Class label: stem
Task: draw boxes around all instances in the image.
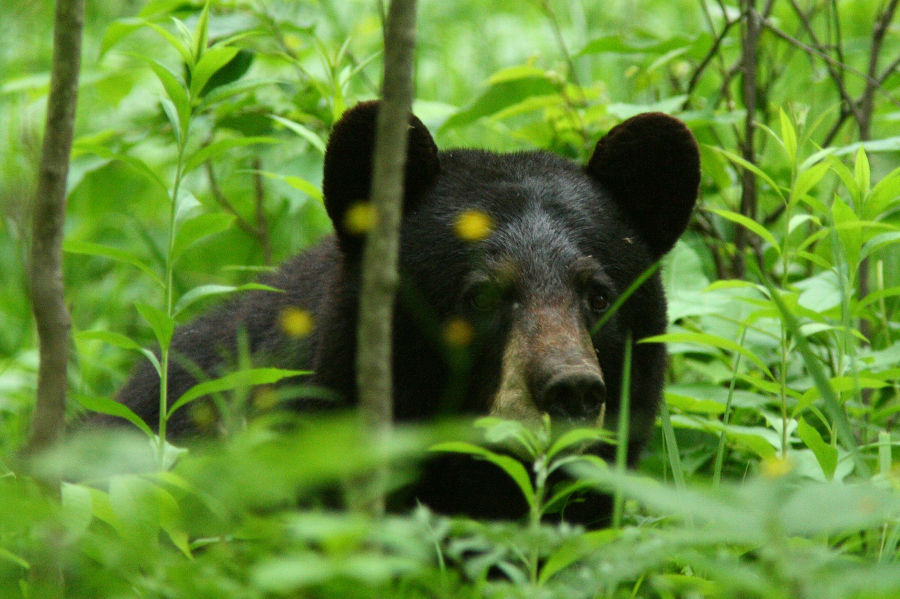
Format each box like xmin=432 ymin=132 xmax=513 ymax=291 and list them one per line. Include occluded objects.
xmin=612 ymin=331 xmax=633 ymax=529
xmin=713 ymin=327 xmax=747 ymax=486
xmin=529 ymin=454 xmax=547 ymax=585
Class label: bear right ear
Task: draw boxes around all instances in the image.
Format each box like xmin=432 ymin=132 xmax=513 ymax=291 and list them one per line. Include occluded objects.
xmin=322 ymin=100 xmax=440 ymax=252
xmin=586 ymin=112 xmax=700 ymax=258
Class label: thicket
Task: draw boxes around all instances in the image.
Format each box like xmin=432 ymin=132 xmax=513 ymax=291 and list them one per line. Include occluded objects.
xmin=2 ymin=0 xmax=900 ymax=596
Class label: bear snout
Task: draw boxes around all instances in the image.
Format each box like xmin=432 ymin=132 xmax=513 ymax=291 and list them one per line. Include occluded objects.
xmin=536 ymin=368 xmax=606 ymax=423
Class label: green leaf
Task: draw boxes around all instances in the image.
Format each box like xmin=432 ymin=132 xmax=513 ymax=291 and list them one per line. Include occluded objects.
xmin=172 ymin=283 xmax=277 ymax=318
xmin=71 ymin=143 xmax=168 ymax=192
xmin=109 ymin=475 xmax=161 ymax=551
xmin=64 ymin=240 xmax=164 ymax=288
xmin=100 ymin=18 xmax=145 ymax=58
xmin=669 ymin=414 xmax=778 ymax=458
xmin=142 ymin=20 xmax=192 ymax=63
xmin=779 ymin=108 xmax=797 ymax=160
xmin=193 ymin=0 xmax=211 ymax=63
xmin=257 ymin=171 xmax=323 ymax=202
xmin=538 ymin=529 xmax=619 ymax=585
xmin=795 ymin=377 xmax=888 ymax=415
xmin=145 ymin=59 xmax=190 ymax=136
xmin=172 ymin=212 xmax=234 ymax=260
xmin=183 ymin=136 xmax=279 ymax=174
xmin=855 ymin=285 xmax=900 ymax=312
xmin=832 ymin=195 xmax=862 ymax=271
xmin=75 ymin=330 xmax=161 ymax=375
xmin=862 ymin=231 xmax=900 ymax=260
xmin=790 ymin=161 xmax=830 ymax=206
xmin=430 ymin=441 xmax=535 ymax=508
xmin=136 ymin=302 xmax=174 ymax=349
xmin=197 ymin=78 xmax=279 ymax=110
xmin=546 ymin=427 xmax=612 ymax=461
xmin=665 ymin=391 xmax=726 ymax=415
xmin=189 ymin=45 xmax=239 ymax=100
xmin=155 ymin=484 xmax=192 ymax=558
xmin=708 ymin=145 xmax=784 ymax=199
xmin=268 ymin=114 xmax=327 ymax=154
xmin=867 ymin=165 xmax=900 ymax=219
xmin=441 ymin=69 xmax=557 ymax=132
xmin=642 ymin=331 xmax=772 ymax=378
xmin=167 ymin=368 xmax=309 ymax=418
xmin=828 ymin=156 xmax=859 ymax=201
xmin=710 ymin=208 xmax=781 ymax=255
xmin=159 ymin=97 xmax=183 ymax=145
xmin=61 ymin=482 xmax=93 ymax=538
xmin=138 ymin=0 xmax=187 ymax=17
xmin=0 ymin=547 xmax=29 ymax=570
xmin=73 ymin=394 xmax=154 ymax=437
xmin=797 ymin=418 xmax=837 ymax=480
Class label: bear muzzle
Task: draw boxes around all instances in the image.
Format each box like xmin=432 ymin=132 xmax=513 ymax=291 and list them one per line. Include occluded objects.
xmin=489 ymin=303 xmax=606 ymax=426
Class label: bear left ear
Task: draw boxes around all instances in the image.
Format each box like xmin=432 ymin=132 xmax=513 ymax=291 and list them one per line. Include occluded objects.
xmin=322 ymin=100 xmax=440 ymax=252
xmin=587 ymin=112 xmax=700 ymax=258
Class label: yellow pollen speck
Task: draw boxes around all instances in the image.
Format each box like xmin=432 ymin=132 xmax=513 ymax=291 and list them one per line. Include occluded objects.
xmin=344 ymin=202 xmax=375 ymax=235
xmin=443 ymin=317 xmax=474 ymax=347
xmin=761 ymin=455 xmax=793 ymax=478
xmin=284 ymin=33 xmax=303 ymax=52
xmin=454 ymin=210 xmax=493 ymax=242
xmin=191 ymin=401 xmax=217 ymax=431
xmin=280 ymin=307 xmax=315 ymax=338
xmin=254 ymin=386 xmax=279 ymax=411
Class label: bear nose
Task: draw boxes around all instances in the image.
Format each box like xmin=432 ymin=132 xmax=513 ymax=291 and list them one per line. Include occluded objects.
xmin=538 ymin=371 xmax=606 ymax=423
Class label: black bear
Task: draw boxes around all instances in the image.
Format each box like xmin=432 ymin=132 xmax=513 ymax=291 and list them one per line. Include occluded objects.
xmin=115 ymin=101 xmax=700 ymax=524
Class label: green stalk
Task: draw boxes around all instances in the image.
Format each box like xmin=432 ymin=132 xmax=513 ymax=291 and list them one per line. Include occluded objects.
xmin=157 ymin=137 xmax=188 ymax=468
xmin=529 ymin=453 xmax=547 ymax=585
xmin=713 ymin=326 xmax=748 ymax=486
xmin=612 ymin=331 xmax=633 ymax=529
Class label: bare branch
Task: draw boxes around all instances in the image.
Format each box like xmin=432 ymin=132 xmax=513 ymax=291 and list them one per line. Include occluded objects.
xmin=785 ymin=0 xmax=863 ymax=123
xmin=859 ymin=0 xmax=898 ymax=139
xmin=761 ymin=16 xmax=900 ymax=111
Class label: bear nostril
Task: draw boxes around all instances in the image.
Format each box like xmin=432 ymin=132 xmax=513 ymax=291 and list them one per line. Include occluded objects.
xmin=540 ymin=372 xmax=606 ymax=423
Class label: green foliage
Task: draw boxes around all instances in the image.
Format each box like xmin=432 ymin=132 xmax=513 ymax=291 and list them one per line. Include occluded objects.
xmin=3 ymin=0 xmax=900 ymax=597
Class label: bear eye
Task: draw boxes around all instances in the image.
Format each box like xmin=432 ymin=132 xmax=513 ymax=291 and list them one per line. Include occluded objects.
xmin=469 ymin=282 xmax=502 ymax=312
xmin=586 ymin=289 xmax=610 ymax=315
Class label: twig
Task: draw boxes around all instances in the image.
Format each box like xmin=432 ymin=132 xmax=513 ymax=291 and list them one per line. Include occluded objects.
xmin=761 ymin=17 xmax=900 ymax=111
xmin=252 ymin=157 xmax=272 ymax=265
xmin=204 ymin=158 xmax=271 ymax=264
xmin=684 ymin=13 xmax=740 ymax=102
xmin=785 ymin=0 xmax=863 ymax=124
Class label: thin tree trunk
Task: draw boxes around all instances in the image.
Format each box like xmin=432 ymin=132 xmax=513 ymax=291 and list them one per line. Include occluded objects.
xmin=735 ymin=0 xmax=760 ymax=279
xmin=856 ymin=0 xmax=897 ymax=349
xmin=26 ymin=0 xmax=84 ymax=457
xmin=356 ymin=0 xmax=419 ymax=514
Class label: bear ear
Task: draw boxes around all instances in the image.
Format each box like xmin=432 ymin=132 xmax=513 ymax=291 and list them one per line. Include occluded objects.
xmin=586 ymin=112 xmax=700 ymax=258
xmin=322 ymin=100 xmax=440 ymax=251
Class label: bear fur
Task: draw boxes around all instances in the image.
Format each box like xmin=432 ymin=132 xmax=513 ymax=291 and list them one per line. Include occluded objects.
xmin=115 ymin=101 xmax=700 ymax=524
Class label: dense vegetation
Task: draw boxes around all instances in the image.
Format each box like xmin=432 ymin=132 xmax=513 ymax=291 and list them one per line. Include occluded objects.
xmin=2 ymin=0 xmax=900 ymax=596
